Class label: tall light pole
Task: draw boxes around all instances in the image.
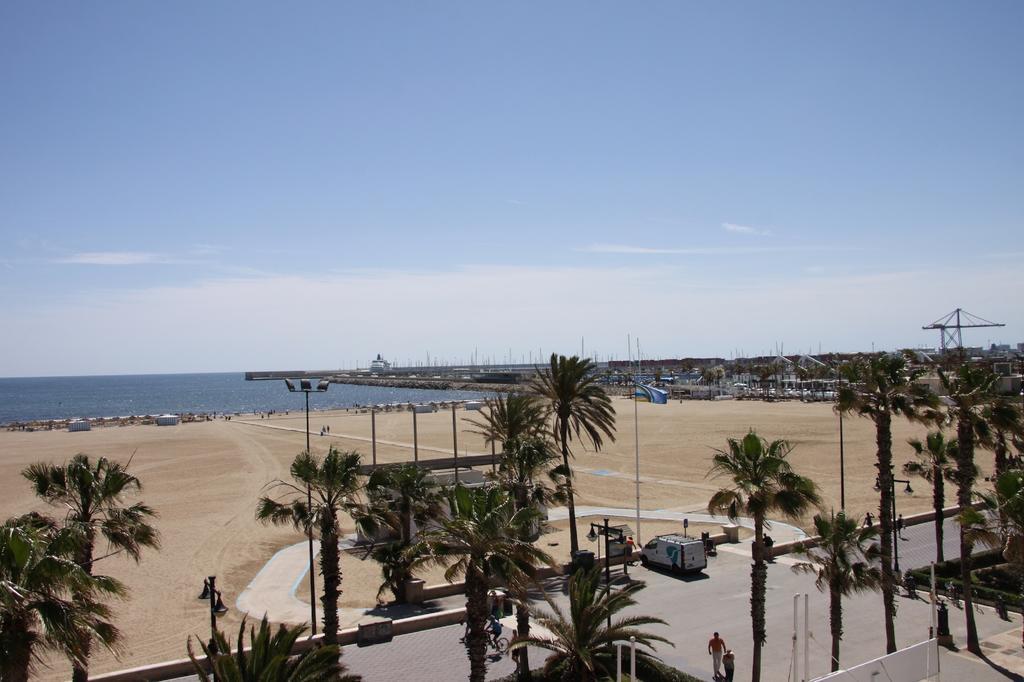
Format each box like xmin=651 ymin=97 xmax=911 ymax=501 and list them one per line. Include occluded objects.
xmin=875 ymin=469 xmax=913 ymax=573
xmin=833 ymin=362 xmax=846 ymax=511
xmin=284 ymin=378 xmax=330 ymax=636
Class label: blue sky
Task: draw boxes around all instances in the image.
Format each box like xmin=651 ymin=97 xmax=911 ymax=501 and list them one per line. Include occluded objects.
xmin=1 ymin=2 xmax=1022 ymax=376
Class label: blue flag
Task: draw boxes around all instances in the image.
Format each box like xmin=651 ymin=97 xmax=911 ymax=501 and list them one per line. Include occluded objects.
xmin=635 ymin=384 xmax=668 ymax=404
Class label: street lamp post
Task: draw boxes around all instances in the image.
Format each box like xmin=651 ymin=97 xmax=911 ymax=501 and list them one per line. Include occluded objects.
xmin=284 ymin=378 xmax=330 ymax=636
xmin=875 ymin=470 xmax=913 ymax=573
xmin=833 ymin=363 xmax=846 ymax=511
xmin=588 ymin=518 xmax=626 ymax=630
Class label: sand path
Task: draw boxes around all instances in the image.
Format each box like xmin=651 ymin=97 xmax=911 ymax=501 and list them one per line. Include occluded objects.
xmin=233 ymin=419 xmax=488 ymax=458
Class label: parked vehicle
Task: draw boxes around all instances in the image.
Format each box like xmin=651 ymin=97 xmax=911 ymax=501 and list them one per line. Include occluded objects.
xmin=639 ymin=534 xmax=707 ymax=574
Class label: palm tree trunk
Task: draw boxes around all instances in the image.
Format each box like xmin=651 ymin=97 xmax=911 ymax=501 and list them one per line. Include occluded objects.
xmin=875 ymin=413 xmax=898 ymax=654
xmin=750 ymin=516 xmax=767 ymax=682
xmin=560 ymin=418 xmax=579 ymax=556
xmin=955 ymin=420 xmax=980 ymax=655
xmin=72 ymin=532 xmax=96 ymax=682
xmin=993 ymin=435 xmax=1007 ymax=479
xmin=829 ymin=580 xmax=842 ymax=672
xmin=401 ymin=508 xmax=411 ymax=546
xmin=515 ymin=601 xmax=531 ymax=680
xmin=320 ymin=512 xmax=341 ymax=645
xmin=465 ymin=569 xmax=489 ymax=682
xmin=994 ymin=436 xmax=1010 ymax=538
xmin=933 ymin=466 xmax=944 ymax=563
xmin=2 ymin=615 xmax=33 ymax=682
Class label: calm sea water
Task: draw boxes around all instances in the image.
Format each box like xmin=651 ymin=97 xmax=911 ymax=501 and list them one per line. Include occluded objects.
xmin=0 ymin=373 xmax=492 ymax=424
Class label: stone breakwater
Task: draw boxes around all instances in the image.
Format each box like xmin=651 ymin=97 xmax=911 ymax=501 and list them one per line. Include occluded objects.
xmin=328 ymin=376 xmax=515 ymax=394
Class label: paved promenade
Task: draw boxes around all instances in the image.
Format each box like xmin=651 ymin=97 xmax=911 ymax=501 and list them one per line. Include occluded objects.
xmin=323 ymin=546 xmax=1020 ymax=681
xmin=192 ymin=511 xmax=1022 ymax=681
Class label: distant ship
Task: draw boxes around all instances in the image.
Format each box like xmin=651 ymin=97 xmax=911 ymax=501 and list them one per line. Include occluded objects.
xmin=369 ymin=354 xmax=391 ymax=374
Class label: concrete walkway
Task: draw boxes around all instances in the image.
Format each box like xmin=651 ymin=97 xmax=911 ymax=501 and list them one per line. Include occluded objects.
xmin=561 ymin=504 xmax=809 ymax=563
xmin=235 ymin=536 xmax=386 ymax=629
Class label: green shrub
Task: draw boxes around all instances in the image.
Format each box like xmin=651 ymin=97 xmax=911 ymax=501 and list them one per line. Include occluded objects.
xmin=909 ymin=551 xmax=1023 ymax=608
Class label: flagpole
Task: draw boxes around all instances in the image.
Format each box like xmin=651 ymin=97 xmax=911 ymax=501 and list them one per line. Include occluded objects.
xmin=634 ymin=337 xmax=641 ymax=546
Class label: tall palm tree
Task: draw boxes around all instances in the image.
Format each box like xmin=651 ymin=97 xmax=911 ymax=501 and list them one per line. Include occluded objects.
xmin=755 ymin=363 xmax=781 ymax=399
xmin=413 ymin=485 xmax=552 ymax=682
xmin=22 ymin=454 xmax=160 ymax=682
xmin=509 ymin=567 xmax=671 ymax=682
xmin=365 ymin=462 xmax=442 ymax=603
xmin=982 ymin=397 xmax=1024 ymax=480
xmin=187 ymin=615 xmax=359 ymax=682
xmin=938 ymin=364 xmax=1000 ymax=655
xmin=963 ymin=468 xmax=1024 ymax=571
xmin=490 ymin=438 xmax=568 ymax=536
xmin=1 ymin=514 xmax=125 ymax=682
xmin=837 ymin=354 xmax=938 ymax=653
xmin=466 ymin=394 xmax=550 ymax=452
xmin=490 ymin=437 xmax=568 ymax=680
xmin=981 ymin=398 xmax=1024 ymax=540
xmin=962 ymin=468 xmax=1024 ymax=651
xmin=530 ymin=354 xmax=616 ymax=556
xmin=257 ymin=447 xmax=372 ymax=645
xmin=707 ymin=431 xmax=821 ymax=682
xmin=793 ymin=512 xmax=881 ymax=671
xmin=903 ymin=431 xmax=957 ymax=563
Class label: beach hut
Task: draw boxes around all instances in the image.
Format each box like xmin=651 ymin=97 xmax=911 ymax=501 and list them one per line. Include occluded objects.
xmin=68 ymin=419 xmax=91 ymax=432
xmin=156 ymin=414 xmax=180 ymax=426
xmin=463 ymin=401 xmax=483 ymax=411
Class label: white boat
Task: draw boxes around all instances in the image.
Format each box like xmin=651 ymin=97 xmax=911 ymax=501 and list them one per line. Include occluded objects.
xmin=369 ymin=354 xmax=391 ymax=374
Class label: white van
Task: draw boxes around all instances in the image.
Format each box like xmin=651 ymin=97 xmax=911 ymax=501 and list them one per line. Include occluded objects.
xmin=640 ymin=534 xmax=707 ymax=574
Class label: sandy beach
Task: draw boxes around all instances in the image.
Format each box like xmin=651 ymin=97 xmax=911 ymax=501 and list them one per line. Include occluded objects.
xmin=0 ymin=397 xmax=991 ymax=679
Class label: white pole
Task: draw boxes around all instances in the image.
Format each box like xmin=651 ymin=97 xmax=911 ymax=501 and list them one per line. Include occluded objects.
xmin=930 ymin=562 xmax=937 ymax=636
xmin=930 ymin=561 xmax=939 ymax=680
xmin=792 ymin=594 xmax=799 ymax=682
xmin=803 ymin=593 xmax=809 ymax=682
xmin=634 ymin=337 xmax=641 ymax=544
xmin=617 ymin=642 xmax=622 ymax=682
xmin=630 ymin=636 xmax=636 ymax=680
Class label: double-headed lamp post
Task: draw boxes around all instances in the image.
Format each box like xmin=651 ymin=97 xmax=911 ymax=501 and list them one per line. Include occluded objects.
xmin=875 ymin=470 xmax=913 ymax=572
xmin=284 ymin=377 xmax=330 ymax=636
xmin=587 ymin=519 xmax=626 ymax=630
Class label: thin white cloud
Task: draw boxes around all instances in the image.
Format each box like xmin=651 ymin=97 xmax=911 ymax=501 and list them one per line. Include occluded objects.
xmin=54 ymin=250 xmax=213 ymax=266
xmin=190 ymin=244 xmax=225 ymax=257
xmin=722 ymin=222 xmax=772 ymax=236
xmin=4 ymin=263 xmax=1019 ymax=376
xmin=56 ymin=252 xmax=163 ymax=265
xmin=578 ymin=243 xmax=834 ymax=256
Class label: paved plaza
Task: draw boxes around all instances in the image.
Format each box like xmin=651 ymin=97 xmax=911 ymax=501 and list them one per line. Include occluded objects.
xmin=321 ymin=516 xmax=1021 ymax=681
xmin=175 ymin=515 xmax=1023 ymax=681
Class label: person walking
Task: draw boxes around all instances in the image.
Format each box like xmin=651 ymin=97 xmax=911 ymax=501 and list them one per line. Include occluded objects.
xmin=708 ymin=631 xmax=726 ymax=680
xmin=722 ymin=649 xmax=736 ymax=682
